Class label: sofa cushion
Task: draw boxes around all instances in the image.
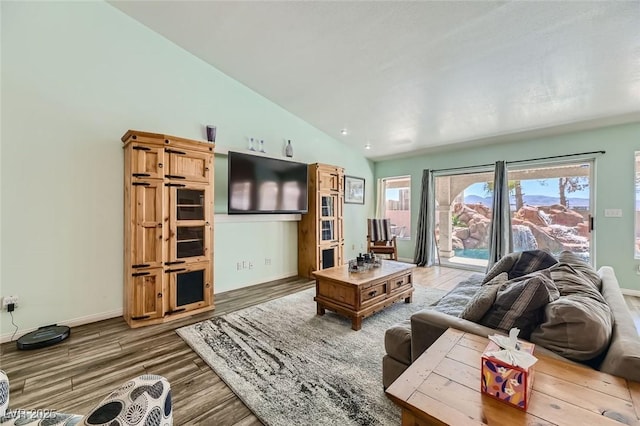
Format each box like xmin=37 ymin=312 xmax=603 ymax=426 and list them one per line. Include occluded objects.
xmin=431 ymin=274 xmax=484 ymax=317
xmin=530 ymin=294 xmax=613 ymax=361
xmin=480 ymin=270 xmax=560 ymax=339
xmin=548 ymin=262 xmax=600 ymax=295
xmin=558 ymin=250 xmax=601 ymax=290
xmin=460 ymin=273 xmax=508 ymax=322
xmin=530 ymin=263 xmax=613 ymax=361
xmin=508 ymin=249 xmax=558 ymax=280
xmin=384 ymin=319 xmax=412 ymax=365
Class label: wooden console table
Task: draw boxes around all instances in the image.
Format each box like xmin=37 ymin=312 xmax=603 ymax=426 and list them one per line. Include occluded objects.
xmin=386 ymin=328 xmax=640 ymax=425
xmin=312 ymin=260 xmax=415 ymax=330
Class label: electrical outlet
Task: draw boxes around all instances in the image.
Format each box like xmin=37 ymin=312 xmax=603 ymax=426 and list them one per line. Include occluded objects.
xmin=604 ymin=209 xmax=623 ymax=218
xmin=2 ymin=296 xmax=18 ymax=310
xmin=265 ymin=258 xmax=271 ymax=266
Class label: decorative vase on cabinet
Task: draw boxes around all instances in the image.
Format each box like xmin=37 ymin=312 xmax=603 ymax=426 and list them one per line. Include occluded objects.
xmin=121 ymin=130 xmax=214 ymax=328
xmin=298 ymin=163 xmax=344 ymax=279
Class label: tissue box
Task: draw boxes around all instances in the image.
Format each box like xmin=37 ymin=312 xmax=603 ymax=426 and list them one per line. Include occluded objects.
xmin=480 ymin=340 xmax=536 ymax=410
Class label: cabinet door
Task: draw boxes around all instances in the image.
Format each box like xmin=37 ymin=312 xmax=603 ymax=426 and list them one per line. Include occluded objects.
xmin=318 ymin=245 xmax=339 ymax=270
xmin=167 ymin=182 xmax=212 ymax=263
xmin=131 ymin=145 xmax=165 ymax=180
xmin=317 ymin=168 xmax=340 ymax=192
xmin=133 ymin=181 xmax=164 ymax=268
xmin=166 ymin=261 xmax=212 ymax=313
xmin=337 ymin=193 xmax=344 ymax=244
xmin=318 ymin=194 xmax=340 ymax=244
xmin=166 ymin=148 xmax=211 ymax=183
xmin=130 ymin=268 xmax=163 ymax=320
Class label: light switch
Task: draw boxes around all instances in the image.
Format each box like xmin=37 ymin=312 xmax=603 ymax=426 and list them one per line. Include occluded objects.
xmin=604 ymin=209 xmax=623 ymax=217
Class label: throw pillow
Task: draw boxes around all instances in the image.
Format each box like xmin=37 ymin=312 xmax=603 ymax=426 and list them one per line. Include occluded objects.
xmin=481 ymin=252 xmax=521 ymax=285
xmin=530 ymin=293 xmax=613 ymax=361
xmin=480 ymin=270 xmax=560 ymax=339
xmin=548 ymin=262 xmax=601 ymax=295
xmin=431 ymin=274 xmax=484 ymax=317
xmin=460 ymin=273 xmax=508 ymax=322
xmin=507 ymin=250 xmax=558 ymax=280
xmin=558 ymin=250 xmax=601 ymax=290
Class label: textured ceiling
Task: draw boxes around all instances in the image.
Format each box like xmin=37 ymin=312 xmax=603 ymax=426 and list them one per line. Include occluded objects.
xmin=110 ymin=1 xmax=640 ymax=160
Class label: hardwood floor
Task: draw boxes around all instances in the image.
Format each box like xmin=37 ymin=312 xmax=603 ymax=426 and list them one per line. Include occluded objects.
xmin=0 ymin=266 xmax=637 ymax=425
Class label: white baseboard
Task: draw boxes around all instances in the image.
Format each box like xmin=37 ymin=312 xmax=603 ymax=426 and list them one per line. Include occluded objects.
xmin=0 ymin=308 xmax=123 ymax=344
xmin=1 ymin=272 xmax=302 ymax=344
xmin=621 ymin=288 xmax=640 ymax=297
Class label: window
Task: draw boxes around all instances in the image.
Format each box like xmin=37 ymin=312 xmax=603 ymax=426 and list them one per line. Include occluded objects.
xmin=378 ymin=176 xmax=411 ymax=239
xmin=635 ymin=152 xmax=640 ymax=258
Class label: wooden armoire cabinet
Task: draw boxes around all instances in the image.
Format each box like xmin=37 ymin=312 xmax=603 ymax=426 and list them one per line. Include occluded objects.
xmin=298 ymin=163 xmax=345 ymax=279
xmin=121 ymin=130 xmax=214 ymax=328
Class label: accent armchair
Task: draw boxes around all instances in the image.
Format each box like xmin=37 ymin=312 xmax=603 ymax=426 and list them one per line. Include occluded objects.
xmin=367 ymin=218 xmax=398 ymax=260
xmin=0 ymin=370 xmax=172 ymax=425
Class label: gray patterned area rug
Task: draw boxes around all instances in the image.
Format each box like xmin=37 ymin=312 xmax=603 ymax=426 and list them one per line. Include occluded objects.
xmin=176 ymin=286 xmax=446 ymax=426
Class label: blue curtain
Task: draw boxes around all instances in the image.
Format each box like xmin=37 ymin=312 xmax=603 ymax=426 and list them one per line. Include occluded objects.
xmin=414 ymin=169 xmax=436 ymax=266
xmin=487 ymin=161 xmax=513 ymax=270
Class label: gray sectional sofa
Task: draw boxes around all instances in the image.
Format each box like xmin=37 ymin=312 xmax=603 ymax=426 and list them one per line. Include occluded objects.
xmin=383 ymin=253 xmax=640 ymax=389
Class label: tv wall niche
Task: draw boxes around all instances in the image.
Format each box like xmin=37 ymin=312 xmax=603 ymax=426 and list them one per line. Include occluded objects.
xmin=227 ymin=151 xmax=309 ymax=214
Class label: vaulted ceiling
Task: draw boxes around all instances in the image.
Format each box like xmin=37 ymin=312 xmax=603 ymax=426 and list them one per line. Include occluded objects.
xmin=110 ymin=1 xmax=640 ymax=160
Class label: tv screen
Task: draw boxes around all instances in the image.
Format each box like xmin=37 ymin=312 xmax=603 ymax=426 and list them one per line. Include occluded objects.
xmin=228 ymin=151 xmax=308 ymax=214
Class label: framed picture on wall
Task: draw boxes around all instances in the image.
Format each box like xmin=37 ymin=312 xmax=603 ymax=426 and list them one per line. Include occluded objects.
xmin=345 ymin=175 xmax=365 ymax=204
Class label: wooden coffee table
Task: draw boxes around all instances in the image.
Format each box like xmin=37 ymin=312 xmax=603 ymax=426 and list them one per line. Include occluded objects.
xmin=312 ymin=260 xmax=415 ymax=330
xmin=386 ymin=328 xmax=640 ymax=425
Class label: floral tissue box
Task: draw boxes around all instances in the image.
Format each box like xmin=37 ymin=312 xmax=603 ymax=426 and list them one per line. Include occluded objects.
xmin=480 ymin=336 xmax=536 ymax=411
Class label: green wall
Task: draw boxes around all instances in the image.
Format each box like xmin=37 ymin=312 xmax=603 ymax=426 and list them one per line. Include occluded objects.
xmin=376 ymin=123 xmax=640 ymax=291
xmin=0 ymin=1 xmax=373 ymax=338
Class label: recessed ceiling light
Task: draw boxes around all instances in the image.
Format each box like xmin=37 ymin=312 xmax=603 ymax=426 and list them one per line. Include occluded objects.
xmin=340 ymin=129 xmax=348 ymax=135
xmin=364 ymin=143 xmax=371 ymax=150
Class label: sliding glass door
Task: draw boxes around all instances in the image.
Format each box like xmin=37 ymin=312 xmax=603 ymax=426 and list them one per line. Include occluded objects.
xmin=435 ymin=169 xmax=494 ymax=269
xmin=433 ymin=159 xmax=593 ymax=271
xmin=507 ymin=160 xmax=593 ymax=262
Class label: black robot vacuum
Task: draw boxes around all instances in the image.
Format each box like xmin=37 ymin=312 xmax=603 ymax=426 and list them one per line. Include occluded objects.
xmin=17 ymin=324 xmax=70 ymax=350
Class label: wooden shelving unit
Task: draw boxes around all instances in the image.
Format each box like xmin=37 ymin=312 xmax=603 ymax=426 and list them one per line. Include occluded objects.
xmin=121 ymin=130 xmax=214 ymax=328
xmin=298 ymin=163 xmax=345 ymax=279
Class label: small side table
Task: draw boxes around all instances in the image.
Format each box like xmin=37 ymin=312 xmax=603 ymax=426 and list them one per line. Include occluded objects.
xmin=386 ymin=328 xmax=640 ymax=425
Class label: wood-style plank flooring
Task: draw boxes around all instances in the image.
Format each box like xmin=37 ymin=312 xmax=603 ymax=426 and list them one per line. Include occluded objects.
xmin=0 ymin=266 xmax=638 ymax=425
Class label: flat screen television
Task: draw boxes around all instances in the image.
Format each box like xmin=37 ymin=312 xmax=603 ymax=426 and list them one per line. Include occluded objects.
xmin=228 ymin=151 xmax=308 ymax=214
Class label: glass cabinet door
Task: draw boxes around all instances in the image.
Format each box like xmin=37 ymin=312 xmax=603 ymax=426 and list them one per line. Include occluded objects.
xmin=319 ymin=194 xmax=339 ymax=243
xmin=176 ymin=188 xmax=205 ymax=220
xmin=168 ymin=183 xmax=211 ymax=263
xmin=321 ymin=196 xmax=334 ymax=216
xmin=176 ymin=226 xmax=205 ymax=258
